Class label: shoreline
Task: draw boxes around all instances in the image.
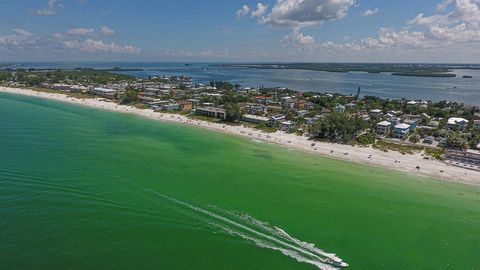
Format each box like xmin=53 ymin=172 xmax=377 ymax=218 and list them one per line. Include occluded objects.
xmin=2 ymin=86 xmax=479 ymax=187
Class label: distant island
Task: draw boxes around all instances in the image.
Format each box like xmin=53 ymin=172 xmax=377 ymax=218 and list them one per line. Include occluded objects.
xmin=215 ymin=63 xmax=460 ymax=78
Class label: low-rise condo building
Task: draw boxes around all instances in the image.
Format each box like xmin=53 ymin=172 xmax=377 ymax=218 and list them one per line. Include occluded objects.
xmin=195 ymin=107 xmax=226 ymax=120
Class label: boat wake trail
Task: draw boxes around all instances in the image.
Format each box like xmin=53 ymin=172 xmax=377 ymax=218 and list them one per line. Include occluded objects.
xmin=129 ymin=182 xmax=347 ymax=269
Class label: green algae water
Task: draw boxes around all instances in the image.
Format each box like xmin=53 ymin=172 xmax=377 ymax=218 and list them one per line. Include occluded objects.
xmin=1 ymin=92 xmax=479 ymax=270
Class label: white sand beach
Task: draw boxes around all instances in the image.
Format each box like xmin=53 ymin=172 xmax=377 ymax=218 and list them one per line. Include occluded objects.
xmin=2 ymin=86 xmax=479 ymax=186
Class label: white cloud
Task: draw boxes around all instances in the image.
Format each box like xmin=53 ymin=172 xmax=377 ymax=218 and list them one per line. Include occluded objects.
xmin=65 ymin=27 xmax=116 ymax=36
xmin=236 ymin=5 xmax=251 ymax=19
xmin=163 ymin=49 xmax=234 ymax=59
xmin=251 ymin=3 xmax=268 ymax=18
xmin=37 ymin=0 xmax=60 ymax=16
xmin=407 ymin=13 xmax=451 ymax=26
xmin=79 ymin=39 xmax=141 ymax=53
xmin=0 ymin=29 xmax=35 ymax=47
xmin=283 ymin=28 xmax=315 ymax=46
xmin=454 ymin=0 xmax=480 ymax=28
xmin=100 ymin=26 xmax=116 ymax=35
xmin=199 ymin=49 xmax=232 ymax=58
xmin=67 ymin=28 xmax=95 ymax=36
xmin=362 ymin=8 xmax=379 ymax=17
xmin=13 ymin=29 xmax=33 ymax=37
xmin=409 ymin=0 xmax=480 ymax=28
xmin=61 ymin=39 xmax=81 ymax=49
xmin=60 ymin=38 xmax=140 ymax=54
xmin=437 ymin=0 xmax=454 ymax=11
xmin=239 ymin=0 xmax=356 ymax=27
xmin=0 ymin=27 xmax=141 ymax=55
xmin=288 ymin=0 xmax=480 ymax=55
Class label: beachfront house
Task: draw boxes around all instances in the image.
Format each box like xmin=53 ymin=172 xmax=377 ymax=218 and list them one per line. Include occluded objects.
xmin=180 ymin=101 xmax=193 ymax=111
xmin=241 ymin=114 xmax=269 ymax=124
xmin=269 ymin=114 xmax=286 ymax=126
xmin=92 ymin=87 xmax=117 ymax=100
xmin=447 ymin=117 xmax=469 ymax=130
xmin=393 ymin=123 xmax=411 ymax=139
xmin=376 ymin=121 xmax=392 ymax=135
xmin=280 ymin=121 xmax=293 ymax=131
xmin=195 ymin=107 xmax=226 ymax=120
xmin=138 ymin=95 xmax=156 ymax=104
xmin=161 ymin=103 xmax=181 ymax=111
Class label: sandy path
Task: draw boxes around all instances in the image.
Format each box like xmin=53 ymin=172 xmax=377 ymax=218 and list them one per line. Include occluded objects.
xmin=2 ymin=86 xmax=479 ymax=186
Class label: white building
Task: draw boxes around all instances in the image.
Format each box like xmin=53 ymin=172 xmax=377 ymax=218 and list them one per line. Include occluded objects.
xmin=93 ymin=87 xmax=116 ymax=95
xmin=376 ymin=121 xmax=392 ymax=135
xmin=393 ymin=123 xmax=411 ymax=139
xmin=369 ymin=109 xmax=383 ymax=116
xmin=296 ymin=110 xmax=309 ymax=117
xmin=269 ymin=114 xmax=286 ymax=126
xmin=241 ymin=114 xmax=269 ymax=124
xmin=447 ymin=117 xmax=469 ymax=130
xmin=280 ymin=121 xmax=293 ymax=131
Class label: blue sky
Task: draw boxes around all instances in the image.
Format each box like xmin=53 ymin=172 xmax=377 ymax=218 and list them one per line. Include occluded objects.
xmin=1 ymin=0 xmax=480 ymax=62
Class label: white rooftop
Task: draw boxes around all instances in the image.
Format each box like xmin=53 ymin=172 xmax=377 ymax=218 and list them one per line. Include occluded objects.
xmin=448 ymin=117 xmax=469 ymax=125
xmin=395 ymin=123 xmax=411 ymax=129
xmin=94 ymin=87 xmax=116 ymax=93
xmin=242 ymin=114 xmax=269 ymax=121
xmin=377 ymin=121 xmax=391 ymax=126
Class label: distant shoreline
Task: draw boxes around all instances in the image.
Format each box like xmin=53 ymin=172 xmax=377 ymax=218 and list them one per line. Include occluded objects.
xmin=2 ymin=86 xmax=480 ymax=187
xmin=214 ymin=63 xmax=468 ymax=78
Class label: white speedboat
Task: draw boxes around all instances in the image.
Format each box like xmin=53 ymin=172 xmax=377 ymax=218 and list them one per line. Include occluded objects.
xmin=324 ymin=256 xmax=349 ymax=268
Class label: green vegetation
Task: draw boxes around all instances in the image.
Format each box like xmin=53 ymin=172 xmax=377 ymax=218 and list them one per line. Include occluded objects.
xmin=424 ymin=148 xmax=445 ymax=160
xmin=187 ymin=114 xmax=222 ymax=123
xmin=373 ymin=140 xmax=444 ymax=159
xmin=28 ymin=87 xmax=95 ymax=99
xmin=222 ymin=88 xmax=243 ymax=122
xmin=446 ymin=131 xmax=468 ymax=149
xmin=310 ymin=113 xmax=365 ymax=143
xmin=217 ymin=63 xmax=457 ymax=78
xmin=120 ymin=86 xmax=140 ymax=105
xmin=0 ymin=69 xmax=134 ymax=86
xmin=392 ymin=72 xmax=456 ymax=77
xmin=252 ymin=123 xmax=277 ymax=133
xmin=357 ymin=132 xmax=376 ymax=145
xmin=373 ymin=140 xmax=425 ymax=155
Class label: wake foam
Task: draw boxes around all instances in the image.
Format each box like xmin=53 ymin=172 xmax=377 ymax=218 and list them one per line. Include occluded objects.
xmin=129 ymin=182 xmax=346 ymax=269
